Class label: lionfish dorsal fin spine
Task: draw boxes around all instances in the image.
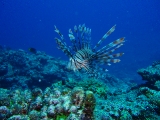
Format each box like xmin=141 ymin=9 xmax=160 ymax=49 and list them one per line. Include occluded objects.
xmin=68 ymin=28 xmax=78 ymax=52
xmin=54 ymin=26 xmax=73 ymax=58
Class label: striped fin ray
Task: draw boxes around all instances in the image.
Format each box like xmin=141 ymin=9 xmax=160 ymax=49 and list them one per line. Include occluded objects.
xmin=68 ymin=24 xmax=92 ymax=52
xmin=93 ymin=52 xmax=123 ymax=65
xmin=82 ymin=27 xmax=91 ymax=50
xmin=98 ymin=53 xmax=124 ymax=60
xmin=96 ymin=37 xmax=125 ymax=55
xmin=68 ymin=29 xmax=78 ymax=52
xmin=93 ymin=25 xmax=116 ymax=51
xmin=99 ymin=58 xmax=121 ymax=64
xmin=78 ymin=25 xmax=84 ymax=50
xmin=74 ymin=25 xmax=82 ymax=50
xmin=54 ymin=26 xmax=64 ymax=41
xmin=77 ymin=24 xmax=91 ymax=49
xmin=96 ymin=43 xmax=124 ymax=58
xmin=106 ymin=59 xmax=121 ymax=63
xmin=54 ymin=26 xmax=72 ymax=58
xmin=55 ymin=38 xmax=72 ymax=58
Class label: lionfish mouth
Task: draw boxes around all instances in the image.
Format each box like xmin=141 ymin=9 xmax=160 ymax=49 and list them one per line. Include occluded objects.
xmin=54 ymin=24 xmax=125 ymax=75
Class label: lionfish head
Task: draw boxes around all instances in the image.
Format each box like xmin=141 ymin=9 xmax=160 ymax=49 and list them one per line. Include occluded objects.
xmin=67 ymin=48 xmax=93 ymax=72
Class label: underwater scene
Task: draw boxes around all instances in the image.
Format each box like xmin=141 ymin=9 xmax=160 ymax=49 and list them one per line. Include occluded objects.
xmin=0 ymin=0 xmax=160 ymax=120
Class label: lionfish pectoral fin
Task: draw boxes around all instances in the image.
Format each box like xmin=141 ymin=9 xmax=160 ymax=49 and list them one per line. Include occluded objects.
xmin=96 ymin=37 xmax=125 ymax=55
xmin=93 ymin=25 xmax=116 ymax=51
xmin=111 ymin=59 xmax=121 ymax=63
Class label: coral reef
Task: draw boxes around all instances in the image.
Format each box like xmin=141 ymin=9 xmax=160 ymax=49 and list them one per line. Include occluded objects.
xmin=0 ymin=47 xmax=127 ymax=91
xmin=0 ymin=47 xmax=160 ymax=119
xmin=66 ymin=78 xmax=108 ymax=98
xmin=140 ymin=87 xmax=160 ymax=108
xmin=136 ymin=61 xmax=160 ymax=117
xmin=0 ymin=86 xmax=96 ymax=119
xmin=138 ymin=61 xmax=160 ymax=90
xmin=0 ymin=47 xmax=70 ymax=89
xmin=0 ymin=81 xmax=160 ymax=120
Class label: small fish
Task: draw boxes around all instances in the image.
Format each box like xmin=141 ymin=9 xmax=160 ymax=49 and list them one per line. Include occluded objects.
xmin=28 ymin=47 xmax=37 ymax=53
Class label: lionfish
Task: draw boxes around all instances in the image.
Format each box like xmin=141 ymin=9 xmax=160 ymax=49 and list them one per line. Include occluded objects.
xmin=54 ymin=24 xmax=125 ymax=76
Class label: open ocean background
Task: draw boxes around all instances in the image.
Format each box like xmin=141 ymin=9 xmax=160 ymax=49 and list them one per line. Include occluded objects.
xmin=0 ymin=0 xmax=160 ymax=83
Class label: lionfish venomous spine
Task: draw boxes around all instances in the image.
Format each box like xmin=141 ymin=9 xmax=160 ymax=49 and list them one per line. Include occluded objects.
xmin=54 ymin=24 xmax=125 ymax=75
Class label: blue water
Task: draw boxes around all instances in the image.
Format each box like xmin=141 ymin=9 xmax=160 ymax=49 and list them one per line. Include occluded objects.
xmin=0 ymin=0 xmax=160 ymax=82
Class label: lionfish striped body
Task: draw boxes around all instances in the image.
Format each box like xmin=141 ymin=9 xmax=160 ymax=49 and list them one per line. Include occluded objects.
xmin=54 ymin=24 xmax=125 ymax=75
